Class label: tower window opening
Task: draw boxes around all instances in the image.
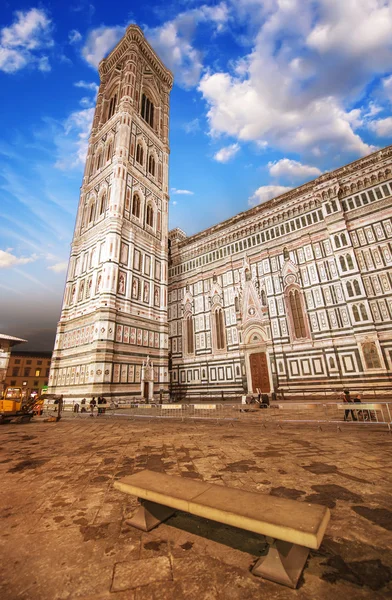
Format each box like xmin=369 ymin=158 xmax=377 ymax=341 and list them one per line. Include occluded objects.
xmin=146 ymin=204 xmax=154 ymax=227
xmin=107 ymin=94 xmax=117 ymax=120
xmin=132 ymin=193 xmax=141 ymax=218
xmin=141 ymin=93 xmax=154 ymax=128
xmin=148 ymin=155 xmax=155 ymax=176
xmin=136 ymin=143 xmax=144 ymax=165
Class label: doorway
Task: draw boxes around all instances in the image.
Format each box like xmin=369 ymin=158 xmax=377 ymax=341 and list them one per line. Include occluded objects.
xmin=249 ymin=352 xmax=270 ymax=393
xmin=143 ymin=381 xmax=149 ymax=400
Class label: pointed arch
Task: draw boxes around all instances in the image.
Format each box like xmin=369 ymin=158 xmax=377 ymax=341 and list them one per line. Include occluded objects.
xmin=285 ymin=285 xmax=310 ymax=341
xmin=132 ymin=193 xmax=141 ymax=218
xmin=146 ymin=203 xmax=154 ymax=228
xmin=214 ymin=307 xmax=226 ymax=350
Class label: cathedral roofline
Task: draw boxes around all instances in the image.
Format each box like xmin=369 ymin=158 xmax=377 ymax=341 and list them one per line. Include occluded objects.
xmin=98 ymin=24 xmax=174 ymax=88
xmin=177 ymin=144 xmax=392 ymax=249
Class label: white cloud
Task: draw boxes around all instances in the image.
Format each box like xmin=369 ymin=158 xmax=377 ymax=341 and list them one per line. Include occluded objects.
xmin=47 ymin=262 xmax=68 ymax=273
xmin=69 ymin=29 xmax=82 ymax=45
xmin=184 ymin=118 xmax=200 ymax=134
xmin=172 ymin=200 xmax=178 ymax=206
xmin=171 ymin=188 xmax=194 ymax=195
xmin=0 ymin=8 xmax=53 ymax=74
xmin=198 ymin=0 xmax=391 ymax=160
xmin=0 ymin=250 xmax=37 ymax=268
xmin=268 ymin=158 xmax=322 ymax=181
xmin=369 ymin=117 xmax=392 ymax=138
xmin=146 ymin=2 xmax=229 ymax=88
xmin=249 ymin=185 xmax=292 ymax=207
xmin=74 ymin=80 xmax=99 ymax=93
xmin=82 ymin=26 xmax=125 ymax=68
xmin=55 ymin=107 xmax=95 ymax=169
xmin=213 ymin=143 xmax=240 ymax=163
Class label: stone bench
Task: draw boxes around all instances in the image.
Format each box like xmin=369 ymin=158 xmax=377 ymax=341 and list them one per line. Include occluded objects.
xmin=114 ymin=469 xmax=330 ymax=588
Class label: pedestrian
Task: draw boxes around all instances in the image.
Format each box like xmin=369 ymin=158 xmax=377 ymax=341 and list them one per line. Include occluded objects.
xmin=343 ymin=390 xmax=357 ymax=421
xmin=81 ymin=397 xmax=87 ymax=413
xmin=97 ymin=396 xmax=102 ymax=415
xmin=101 ymin=396 xmax=107 ymax=414
xmin=90 ymin=397 xmax=96 ymax=416
xmin=353 ymin=393 xmax=366 ymax=420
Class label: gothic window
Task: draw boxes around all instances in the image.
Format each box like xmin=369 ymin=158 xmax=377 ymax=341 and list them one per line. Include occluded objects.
xmin=360 ymin=303 xmax=368 ymax=320
xmin=353 ymin=305 xmax=360 ymax=322
xmin=353 ymin=280 xmax=361 ymax=295
xmin=339 ymin=256 xmax=347 ymax=271
xmin=132 ymin=193 xmax=140 ymax=218
xmin=146 ymin=204 xmax=154 ymax=227
xmin=96 ymin=151 xmax=102 ymax=171
xmin=346 ymin=282 xmax=353 ymax=297
xmin=106 ymin=142 xmax=112 ymax=162
xmin=334 ymin=235 xmax=341 ymax=248
xmin=288 ymin=288 xmax=307 ymax=339
xmin=89 ymin=202 xmax=95 ymax=223
xmin=341 ymin=233 xmax=348 ymax=246
xmin=283 ymin=247 xmax=290 ymax=260
xmin=136 ymin=143 xmax=144 ymax=164
xmin=148 ymin=155 xmax=155 ymax=176
xmin=107 ymin=94 xmax=117 ymax=120
xmin=346 ymin=254 xmax=354 ymax=269
xmin=186 ymin=316 xmax=194 ymax=354
xmin=99 ymin=192 xmax=106 ymax=215
xmin=362 ymin=342 xmax=381 ymax=369
xmin=214 ymin=308 xmax=226 ymax=350
xmin=141 ymin=93 xmax=154 ymax=128
xmin=157 ymin=211 xmax=161 ymax=232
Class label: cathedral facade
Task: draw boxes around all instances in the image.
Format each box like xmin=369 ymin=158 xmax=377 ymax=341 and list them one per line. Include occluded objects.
xmin=168 ymin=150 xmax=392 ymax=398
xmin=49 ymin=26 xmax=392 ymax=401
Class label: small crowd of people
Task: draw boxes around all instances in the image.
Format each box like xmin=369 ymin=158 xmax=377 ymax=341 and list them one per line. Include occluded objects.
xmin=342 ymin=389 xmax=374 ymax=421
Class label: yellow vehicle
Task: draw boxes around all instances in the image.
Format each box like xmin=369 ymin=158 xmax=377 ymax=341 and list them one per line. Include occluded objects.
xmin=0 ymin=386 xmax=35 ymax=423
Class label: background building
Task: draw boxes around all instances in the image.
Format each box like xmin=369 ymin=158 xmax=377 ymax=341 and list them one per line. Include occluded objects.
xmin=169 ymin=149 xmax=392 ymax=398
xmin=0 ymin=333 xmax=27 ymax=395
xmin=5 ymin=351 xmax=51 ymax=398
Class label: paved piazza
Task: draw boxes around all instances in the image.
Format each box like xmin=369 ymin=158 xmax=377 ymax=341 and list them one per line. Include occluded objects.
xmin=1 ymin=417 xmax=391 ymax=600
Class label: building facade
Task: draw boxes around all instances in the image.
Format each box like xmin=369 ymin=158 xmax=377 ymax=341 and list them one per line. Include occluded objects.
xmin=48 ymin=25 xmax=173 ymax=401
xmin=5 ymin=351 xmax=51 ymax=398
xmin=50 ymin=26 xmax=392 ymax=401
xmin=168 ymin=150 xmax=392 ymax=398
xmin=0 ymin=333 xmax=26 ymax=394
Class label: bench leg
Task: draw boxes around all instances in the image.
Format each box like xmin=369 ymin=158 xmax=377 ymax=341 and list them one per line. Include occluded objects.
xmin=126 ymin=500 xmax=176 ymax=532
xmin=252 ymin=539 xmax=309 ymax=589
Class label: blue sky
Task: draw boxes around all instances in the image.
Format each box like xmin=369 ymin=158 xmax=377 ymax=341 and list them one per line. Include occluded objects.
xmin=1 ymin=0 xmax=392 ymax=349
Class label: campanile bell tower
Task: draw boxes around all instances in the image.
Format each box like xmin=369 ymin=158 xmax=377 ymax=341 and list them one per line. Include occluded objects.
xmin=49 ymin=25 xmax=173 ymax=401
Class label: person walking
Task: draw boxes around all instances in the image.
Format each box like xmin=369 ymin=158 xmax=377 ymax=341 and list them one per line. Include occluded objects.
xmin=89 ymin=397 xmax=96 ymax=416
xmin=343 ymin=390 xmax=357 ymax=421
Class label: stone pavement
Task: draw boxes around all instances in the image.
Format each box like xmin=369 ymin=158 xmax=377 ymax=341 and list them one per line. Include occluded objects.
xmin=0 ymin=417 xmax=391 ymax=600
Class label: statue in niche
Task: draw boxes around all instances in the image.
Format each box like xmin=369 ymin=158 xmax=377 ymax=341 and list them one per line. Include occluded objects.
xmin=143 ymin=282 xmax=149 ymax=303
xmin=283 ymin=247 xmax=290 ymax=261
xmin=154 ymin=287 xmax=159 ymax=306
xmin=118 ymin=273 xmax=125 ymax=294
xmin=245 ymin=268 xmax=252 ymax=281
xmin=132 ymin=278 xmax=138 ymax=299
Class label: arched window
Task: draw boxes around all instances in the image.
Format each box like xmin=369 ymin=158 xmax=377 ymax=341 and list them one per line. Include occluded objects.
xmin=107 ymin=94 xmax=117 ymax=120
xmin=146 ymin=204 xmax=154 ymax=227
xmin=99 ymin=193 xmax=106 ymax=215
xmin=339 ymin=256 xmax=347 ymax=271
xmin=215 ymin=308 xmax=226 ymax=350
xmin=341 ymin=233 xmax=348 ymax=246
xmin=346 ymin=254 xmax=354 ymax=269
xmin=334 ymin=235 xmax=341 ymax=248
xmin=353 ymin=280 xmax=361 ymax=295
xmin=96 ymin=152 xmax=102 ymax=171
xmin=136 ymin=144 xmax=144 ymax=165
xmin=288 ymin=288 xmax=307 ymax=339
xmin=346 ymin=282 xmax=353 ymax=297
xmin=141 ymin=93 xmax=154 ymax=128
xmin=362 ymin=342 xmax=381 ymax=369
xmin=186 ymin=316 xmax=194 ymax=354
xmin=359 ymin=303 xmax=367 ymax=320
xmin=106 ymin=142 xmax=112 ymax=162
xmin=353 ymin=305 xmax=360 ymax=322
xmin=132 ymin=193 xmax=140 ymax=218
xmin=89 ymin=202 xmax=95 ymax=223
xmin=148 ymin=155 xmax=155 ymax=176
